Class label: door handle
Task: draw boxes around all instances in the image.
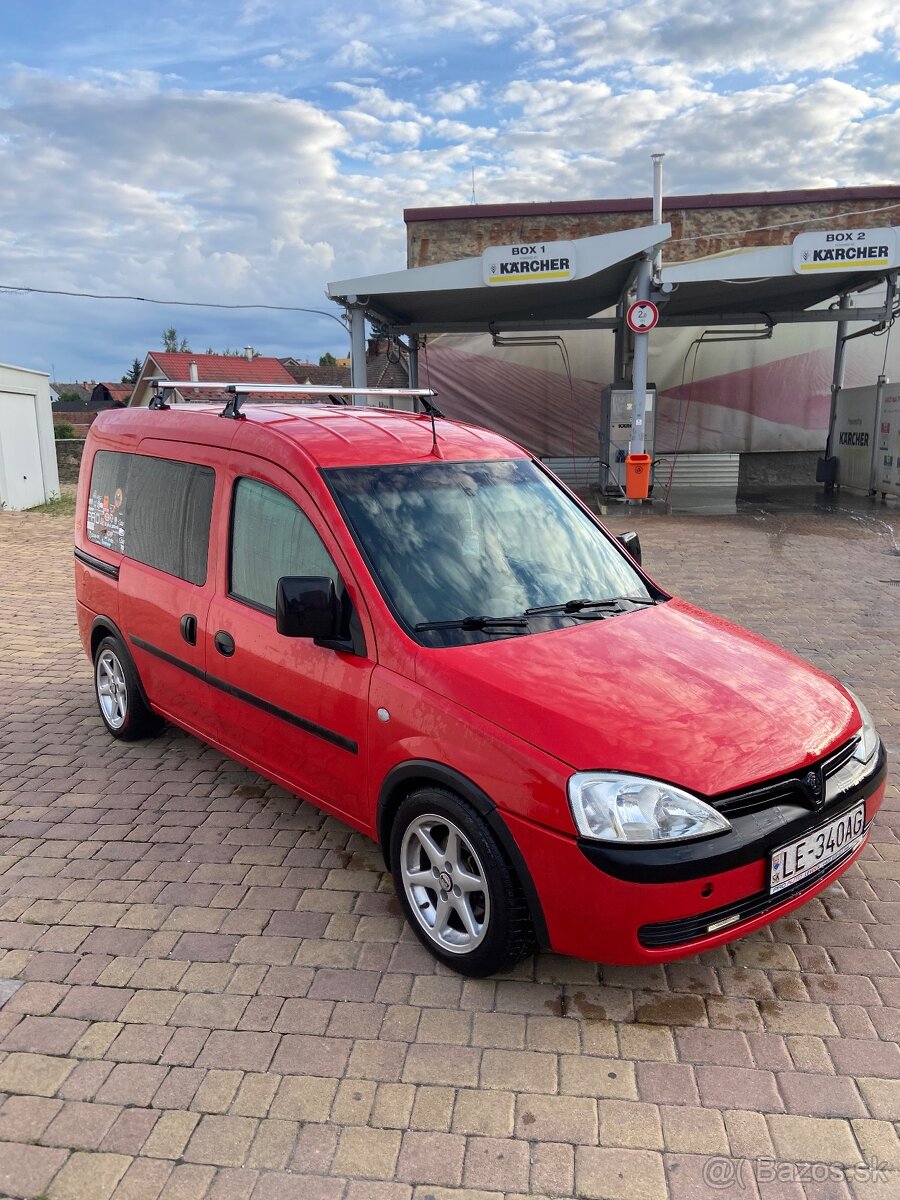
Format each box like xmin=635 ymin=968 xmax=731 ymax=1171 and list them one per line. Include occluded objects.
xmin=214 ymin=630 xmax=236 ymax=657
xmin=180 ymin=614 xmax=197 ymax=646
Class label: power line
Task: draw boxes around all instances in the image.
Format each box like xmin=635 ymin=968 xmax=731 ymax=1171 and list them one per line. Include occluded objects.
xmin=0 ymin=283 xmax=349 ymax=329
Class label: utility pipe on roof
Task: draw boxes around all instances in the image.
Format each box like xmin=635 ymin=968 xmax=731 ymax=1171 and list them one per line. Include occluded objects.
xmin=651 ymin=153 xmax=665 ymax=280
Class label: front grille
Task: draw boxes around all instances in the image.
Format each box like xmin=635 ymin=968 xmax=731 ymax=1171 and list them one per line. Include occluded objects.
xmin=637 ymin=833 xmax=865 ymax=949
xmin=713 ymin=737 xmax=859 ymax=818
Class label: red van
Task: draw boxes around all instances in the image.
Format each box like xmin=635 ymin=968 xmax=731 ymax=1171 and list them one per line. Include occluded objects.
xmin=74 ymin=402 xmax=886 ymax=976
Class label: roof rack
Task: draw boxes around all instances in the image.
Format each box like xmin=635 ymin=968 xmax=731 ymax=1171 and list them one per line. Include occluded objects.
xmin=149 ymin=381 xmax=442 ymax=420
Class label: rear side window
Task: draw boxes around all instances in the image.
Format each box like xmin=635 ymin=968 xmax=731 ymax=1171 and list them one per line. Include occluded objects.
xmin=87 ymin=450 xmax=214 ymax=585
xmin=230 ymin=477 xmax=339 ymax=611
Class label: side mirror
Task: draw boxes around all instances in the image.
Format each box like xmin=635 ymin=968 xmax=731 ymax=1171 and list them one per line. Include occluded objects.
xmin=616 ymin=531 xmax=642 ymax=567
xmin=276 ymin=576 xmax=340 ymax=640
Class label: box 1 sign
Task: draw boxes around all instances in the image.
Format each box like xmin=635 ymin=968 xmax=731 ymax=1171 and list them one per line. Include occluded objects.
xmin=792 ymin=227 xmax=898 ymax=274
xmin=483 ymin=242 xmax=577 ymax=286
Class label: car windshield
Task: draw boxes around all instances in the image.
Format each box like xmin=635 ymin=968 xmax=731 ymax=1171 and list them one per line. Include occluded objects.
xmin=326 ymin=457 xmax=655 ymax=647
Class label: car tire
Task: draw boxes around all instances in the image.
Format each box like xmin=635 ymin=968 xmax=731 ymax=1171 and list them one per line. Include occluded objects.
xmin=390 ymin=786 xmax=535 ymax=977
xmin=93 ymin=635 xmax=163 ymax=741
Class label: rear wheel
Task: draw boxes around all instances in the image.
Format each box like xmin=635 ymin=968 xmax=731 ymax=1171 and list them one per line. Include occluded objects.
xmin=390 ymin=786 xmax=535 ymax=977
xmin=93 ymin=635 xmax=162 ymax=740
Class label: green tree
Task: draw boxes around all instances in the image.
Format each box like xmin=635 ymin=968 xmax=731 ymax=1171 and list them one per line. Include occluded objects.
xmin=319 ymin=352 xmax=337 ymax=366
xmin=162 ymin=327 xmax=191 ymax=352
xmin=121 ymin=357 xmax=142 ymax=385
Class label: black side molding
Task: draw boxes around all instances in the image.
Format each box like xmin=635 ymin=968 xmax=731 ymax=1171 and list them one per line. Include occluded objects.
xmin=74 ymin=547 xmax=119 ymax=580
xmin=129 ymin=635 xmax=358 ymax=755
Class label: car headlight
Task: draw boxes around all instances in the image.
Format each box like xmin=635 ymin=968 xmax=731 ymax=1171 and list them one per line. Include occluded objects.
xmin=845 ymin=689 xmax=880 ymax=764
xmin=567 ymin=772 xmax=732 ymax=844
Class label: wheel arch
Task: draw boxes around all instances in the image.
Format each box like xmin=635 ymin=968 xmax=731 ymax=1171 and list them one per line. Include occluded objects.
xmin=377 ymin=759 xmax=549 ymax=948
xmin=89 ymin=616 xmax=154 ymax=713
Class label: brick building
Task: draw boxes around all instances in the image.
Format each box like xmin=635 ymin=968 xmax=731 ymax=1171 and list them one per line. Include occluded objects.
xmin=406 ymin=186 xmax=900 ymax=268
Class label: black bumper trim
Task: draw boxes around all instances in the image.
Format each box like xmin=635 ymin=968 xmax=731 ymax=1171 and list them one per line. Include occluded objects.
xmin=637 ymin=830 xmax=868 ymax=949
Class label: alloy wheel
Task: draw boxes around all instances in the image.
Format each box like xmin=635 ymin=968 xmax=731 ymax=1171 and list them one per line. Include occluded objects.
xmin=399 ymin=813 xmax=490 ymax=954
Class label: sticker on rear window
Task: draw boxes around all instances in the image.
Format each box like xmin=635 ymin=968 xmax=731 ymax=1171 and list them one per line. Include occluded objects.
xmin=87 ymin=489 xmax=125 ymax=552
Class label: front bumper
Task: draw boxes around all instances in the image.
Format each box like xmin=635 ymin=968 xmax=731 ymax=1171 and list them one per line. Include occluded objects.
xmin=505 ymin=746 xmax=887 ymax=965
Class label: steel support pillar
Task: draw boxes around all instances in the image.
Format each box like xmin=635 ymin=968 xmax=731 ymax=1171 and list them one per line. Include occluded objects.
xmin=408 ymin=336 xmax=419 ymax=387
xmin=348 ymin=303 xmax=368 ymax=403
xmin=629 ymin=256 xmax=652 ymax=456
xmin=823 ymin=294 xmax=852 ymax=464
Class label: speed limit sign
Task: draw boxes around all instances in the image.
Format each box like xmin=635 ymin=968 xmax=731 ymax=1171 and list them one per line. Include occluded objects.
xmin=626 ymin=300 xmax=659 ymax=333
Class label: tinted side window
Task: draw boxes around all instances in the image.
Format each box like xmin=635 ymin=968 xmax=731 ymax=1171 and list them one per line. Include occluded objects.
xmin=230 ymin=477 xmax=339 ymax=611
xmin=87 ymin=450 xmax=214 ymax=585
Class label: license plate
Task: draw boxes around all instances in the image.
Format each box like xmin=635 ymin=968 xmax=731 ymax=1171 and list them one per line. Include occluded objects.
xmin=769 ymin=802 xmax=866 ymax=895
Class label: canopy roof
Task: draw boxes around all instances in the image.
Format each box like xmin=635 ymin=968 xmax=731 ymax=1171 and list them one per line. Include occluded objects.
xmin=656 ymin=237 xmax=900 ymax=325
xmin=327 ymin=224 xmax=669 ymax=333
xmin=328 ymin=223 xmax=899 ymax=334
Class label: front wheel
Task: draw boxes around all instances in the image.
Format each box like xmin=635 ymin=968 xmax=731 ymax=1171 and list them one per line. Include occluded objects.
xmin=390 ymin=787 xmax=535 ymax=977
xmin=93 ymin=636 xmax=162 ymax=741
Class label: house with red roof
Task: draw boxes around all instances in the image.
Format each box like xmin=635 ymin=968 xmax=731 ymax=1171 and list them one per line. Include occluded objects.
xmin=90 ymin=382 xmax=133 ymax=407
xmin=129 ymin=348 xmax=301 ymax=407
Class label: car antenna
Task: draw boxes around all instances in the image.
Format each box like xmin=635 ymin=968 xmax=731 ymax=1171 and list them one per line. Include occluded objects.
xmin=419 ymin=340 xmax=443 ymax=455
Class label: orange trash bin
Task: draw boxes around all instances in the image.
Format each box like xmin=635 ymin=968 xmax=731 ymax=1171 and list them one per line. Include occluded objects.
xmin=625 ymin=453 xmax=651 ymax=499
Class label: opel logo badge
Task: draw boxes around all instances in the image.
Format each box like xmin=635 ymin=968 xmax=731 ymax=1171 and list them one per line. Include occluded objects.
xmin=804 ymin=770 xmax=824 ymax=810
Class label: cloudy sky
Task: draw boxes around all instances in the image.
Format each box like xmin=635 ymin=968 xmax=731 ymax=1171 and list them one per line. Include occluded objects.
xmin=1 ymin=0 xmax=898 ymax=382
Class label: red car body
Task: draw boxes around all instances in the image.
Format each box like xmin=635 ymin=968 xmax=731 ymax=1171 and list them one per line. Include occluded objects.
xmin=74 ymin=404 xmax=886 ymax=969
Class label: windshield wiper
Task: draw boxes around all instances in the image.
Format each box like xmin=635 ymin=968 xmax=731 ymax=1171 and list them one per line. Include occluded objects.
xmin=525 ymin=596 xmax=658 ymax=616
xmin=415 ymin=615 xmax=529 ymax=632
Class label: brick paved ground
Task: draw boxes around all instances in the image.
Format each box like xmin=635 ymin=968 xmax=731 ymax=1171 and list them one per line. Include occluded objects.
xmin=0 ymin=496 xmax=898 ymax=1200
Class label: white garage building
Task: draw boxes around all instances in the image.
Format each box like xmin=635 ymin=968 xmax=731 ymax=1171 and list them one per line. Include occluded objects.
xmin=0 ymin=363 xmax=61 ymax=510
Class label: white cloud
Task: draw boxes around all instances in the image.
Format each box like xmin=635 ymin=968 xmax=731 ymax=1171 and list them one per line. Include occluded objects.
xmin=566 ymin=0 xmax=900 ymax=75
xmin=0 ymin=73 xmax=356 ymax=307
xmin=431 ymin=83 xmax=482 ymax=115
xmin=331 ymin=39 xmax=381 ymax=70
xmin=258 ymin=48 xmax=310 ymax=70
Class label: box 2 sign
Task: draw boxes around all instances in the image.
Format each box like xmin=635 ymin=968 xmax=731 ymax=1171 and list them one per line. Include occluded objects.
xmin=792 ymin=227 xmax=898 ymax=274
xmin=483 ymin=242 xmax=577 ymax=286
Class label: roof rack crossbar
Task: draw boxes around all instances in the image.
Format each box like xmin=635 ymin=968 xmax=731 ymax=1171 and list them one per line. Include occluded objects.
xmin=143 ymin=381 xmax=441 ymax=421
xmin=155 ymin=382 xmax=437 ymax=396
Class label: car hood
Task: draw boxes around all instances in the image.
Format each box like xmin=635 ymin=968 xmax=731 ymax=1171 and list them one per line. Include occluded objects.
xmin=414 ymin=598 xmax=859 ymax=797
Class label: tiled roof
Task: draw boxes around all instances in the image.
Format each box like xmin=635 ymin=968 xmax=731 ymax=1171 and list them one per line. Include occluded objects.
xmin=96 ymin=383 xmax=133 ymax=404
xmin=170 ymin=387 xmax=303 ymax=404
xmin=148 ymin=352 xmax=297 ymax=385
xmin=282 ymin=360 xmax=352 ymax=387
xmin=281 ymin=350 xmax=409 ymax=391
xmin=51 ymin=382 xmax=92 ymax=402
